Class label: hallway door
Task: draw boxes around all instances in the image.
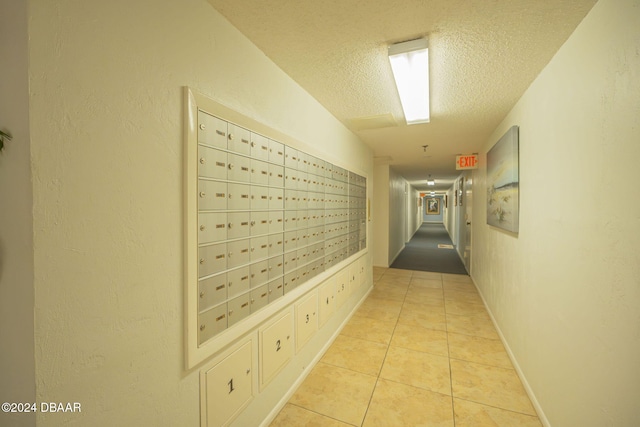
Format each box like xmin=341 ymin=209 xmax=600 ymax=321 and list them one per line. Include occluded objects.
xmin=463 ymin=175 xmax=473 ymax=273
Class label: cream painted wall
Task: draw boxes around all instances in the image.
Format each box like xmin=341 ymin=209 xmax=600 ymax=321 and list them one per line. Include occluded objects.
xmin=408 ymin=186 xmax=421 ymax=237
xmin=372 ymin=165 xmax=413 ymax=267
xmin=387 ymin=167 xmax=407 ymax=265
xmin=372 ymin=164 xmax=390 ymax=267
xmin=471 ymin=0 xmax=640 ymax=425
xmin=0 ymin=1 xmax=36 ymax=426
xmin=27 ymin=0 xmax=371 ymax=425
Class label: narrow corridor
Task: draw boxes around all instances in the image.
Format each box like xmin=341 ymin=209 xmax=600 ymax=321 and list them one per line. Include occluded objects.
xmin=270 ymin=268 xmax=541 ymax=426
xmin=390 ymin=224 xmax=467 ymax=274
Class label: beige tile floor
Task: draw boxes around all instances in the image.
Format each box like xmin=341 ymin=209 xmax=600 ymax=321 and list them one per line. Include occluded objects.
xmin=270 ymin=267 xmax=542 ymax=427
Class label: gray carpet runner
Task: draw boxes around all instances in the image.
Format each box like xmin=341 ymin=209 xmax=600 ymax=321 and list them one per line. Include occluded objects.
xmin=389 ymin=223 xmax=468 ymax=275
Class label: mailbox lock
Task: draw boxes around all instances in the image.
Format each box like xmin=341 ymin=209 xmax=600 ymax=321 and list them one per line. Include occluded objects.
xmin=200 ymin=324 xmax=206 ymax=331
xmin=199 ymin=157 xmax=206 ymax=164
xmin=199 ymin=124 xmax=205 ymax=130
xmin=199 ymin=258 xmax=205 ymax=264
xmin=228 ymin=133 xmax=234 ymax=140
xmin=199 ymin=192 xmax=206 ymax=198
xmin=200 ymin=225 xmax=206 ymax=231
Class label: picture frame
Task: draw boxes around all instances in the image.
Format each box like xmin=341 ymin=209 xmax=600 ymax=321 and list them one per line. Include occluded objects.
xmin=487 ymin=125 xmax=519 ymax=233
xmin=426 ymin=197 xmax=440 ymax=215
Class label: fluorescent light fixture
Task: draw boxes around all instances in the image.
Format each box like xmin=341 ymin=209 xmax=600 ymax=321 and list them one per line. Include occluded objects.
xmin=430 ymin=192 xmax=435 ymax=196
xmin=427 ymin=179 xmax=435 ymax=186
xmin=388 ymin=38 xmax=430 ymax=124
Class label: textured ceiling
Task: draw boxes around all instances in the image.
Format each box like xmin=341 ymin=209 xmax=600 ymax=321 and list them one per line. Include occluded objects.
xmin=207 ymin=0 xmax=596 ymax=191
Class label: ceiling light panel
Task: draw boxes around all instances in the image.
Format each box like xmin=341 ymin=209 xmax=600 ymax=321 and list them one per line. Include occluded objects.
xmin=388 ymin=38 xmax=430 ymax=125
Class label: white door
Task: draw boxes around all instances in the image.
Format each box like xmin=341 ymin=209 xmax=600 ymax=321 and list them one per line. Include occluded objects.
xmin=463 ymin=176 xmax=473 ymax=273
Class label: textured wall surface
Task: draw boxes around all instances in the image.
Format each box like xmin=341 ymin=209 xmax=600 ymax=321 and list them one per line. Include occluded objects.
xmin=27 ymin=0 xmax=370 ymax=425
xmin=387 ymin=167 xmax=407 ymax=265
xmin=372 ymin=164 xmax=390 ymax=267
xmin=471 ymin=0 xmax=640 ymax=425
xmin=0 ymin=1 xmax=36 ymax=426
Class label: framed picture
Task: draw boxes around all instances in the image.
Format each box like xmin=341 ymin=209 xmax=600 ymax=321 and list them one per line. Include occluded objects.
xmin=426 ymin=197 xmax=440 ymax=215
xmin=487 ymin=125 xmax=519 ymax=233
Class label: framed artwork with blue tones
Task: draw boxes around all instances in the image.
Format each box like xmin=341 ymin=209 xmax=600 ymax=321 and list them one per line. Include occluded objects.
xmin=487 ymin=126 xmax=519 ymax=233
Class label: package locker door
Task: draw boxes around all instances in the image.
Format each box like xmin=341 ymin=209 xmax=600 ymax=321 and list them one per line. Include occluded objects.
xmin=205 ymin=341 xmax=253 ymax=427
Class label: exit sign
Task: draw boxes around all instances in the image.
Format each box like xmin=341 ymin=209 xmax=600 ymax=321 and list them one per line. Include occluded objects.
xmin=456 ymin=154 xmax=478 ymax=170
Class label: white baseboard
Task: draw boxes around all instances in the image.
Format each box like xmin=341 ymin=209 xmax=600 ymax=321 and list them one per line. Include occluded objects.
xmin=470 ymin=275 xmax=551 ymax=427
xmin=259 ymin=286 xmax=373 ymax=426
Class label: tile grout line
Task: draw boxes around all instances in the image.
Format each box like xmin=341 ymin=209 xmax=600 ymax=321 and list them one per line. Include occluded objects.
xmin=450 ymin=396 xmax=542 ymax=418
xmin=358 ymin=271 xmax=411 ymax=426
xmin=287 ymin=402 xmax=360 ymax=426
xmin=443 ymin=274 xmax=458 ymax=427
